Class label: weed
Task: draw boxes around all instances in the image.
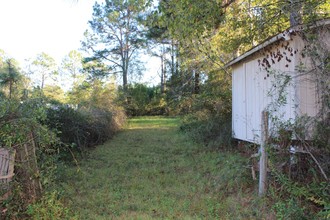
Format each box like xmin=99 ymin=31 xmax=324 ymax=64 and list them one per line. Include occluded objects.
xmin=26 ymin=191 xmax=78 ymax=220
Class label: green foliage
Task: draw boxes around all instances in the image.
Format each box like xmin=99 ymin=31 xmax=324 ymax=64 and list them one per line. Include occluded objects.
xmin=314 ymin=116 xmax=330 ymax=152
xmin=43 ymin=85 xmax=66 ymax=103
xmin=0 ymin=99 xmax=62 ymax=219
xmin=178 ymin=69 xmax=232 ymax=148
xmin=45 ymin=105 xmax=117 ymax=154
xmin=26 ymin=191 xmax=78 ymax=220
xmin=272 ymin=197 xmax=307 ymax=220
xmin=122 ymin=83 xmax=167 ymax=116
xmin=67 ymin=78 xmax=119 ymax=111
xmin=0 ymin=99 xmax=48 ymax=148
xmin=0 ymin=58 xmax=22 ymax=99
xmin=180 ymin=109 xmax=232 ymax=148
xmin=61 ymin=50 xmax=83 ymax=88
xmin=268 ymin=169 xmax=330 ymax=219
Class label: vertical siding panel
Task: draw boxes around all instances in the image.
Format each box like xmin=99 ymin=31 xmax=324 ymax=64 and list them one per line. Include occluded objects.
xmin=246 ymin=60 xmax=260 ymax=143
xmin=294 ymin=35 xmax=318 ymax=117
xmin=232 ymin=64 xmax=247 ymax=140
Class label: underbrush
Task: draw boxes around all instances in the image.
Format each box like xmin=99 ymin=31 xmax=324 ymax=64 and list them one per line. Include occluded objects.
xmin=180 ymin=109 xmax=232 ymax=148
xmin=26 ymin=191 xmax=78 ymax=220
xmin=176 ymin=76 xmax=232 ymax=149
xmin=179 ymin=97 xmax=329 ymax=218
xmin=268 ymin=173 xmax=330 ymax=219
xmin=45 ymin=104 xmax=126 ymax=160
xmin=0 ymin=99 xmax=126 ymax=219
xmin=266 ymin=150 xmax=330 ymax=219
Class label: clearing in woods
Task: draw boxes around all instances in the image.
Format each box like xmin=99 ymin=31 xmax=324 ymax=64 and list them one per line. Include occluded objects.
xmin=60 ymin=117 xmax=253 ymax=219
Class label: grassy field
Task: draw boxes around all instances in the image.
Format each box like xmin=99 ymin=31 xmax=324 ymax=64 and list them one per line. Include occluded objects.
xmin=59 ymin=116 xmax=258 ymax=219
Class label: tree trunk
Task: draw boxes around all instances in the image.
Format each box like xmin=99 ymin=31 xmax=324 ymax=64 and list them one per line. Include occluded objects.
xmin=161 ymin=45 xmax=167 ymax=94
xmin=161 ymin=54 xmax=164 ymax=94
xmin=8 ymin=61 xmax=13 ymax=99
xmin=194 ymin=70 xmax=200 ymax=94
xmin=41 ymin=73 xmax=45 ymax=90
xmin=123 ymin=70 xmax=128 ymax=90
xmin=289 ymin=0 xmax=302 ymax=26
xmin=122 ymin=53 xmax=128 ymax=90
xmin=171 ymin=40 xmax=175 ymax=77
xmin=175 ymin=45 xmax=179 ymax=76
xmin=163 ymin=58 xmax=167 ymax=93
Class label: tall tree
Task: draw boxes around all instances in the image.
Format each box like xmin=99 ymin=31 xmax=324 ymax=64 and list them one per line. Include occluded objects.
xmin=61 ymin=50 xmax=84 ymax=88
xmin=82 ymin=0 xmax=149 ymax=90
xmin=0 ymin=58 xmax=22 ymax=99
xmin=31 ymin=52 xmax=58 ymax=90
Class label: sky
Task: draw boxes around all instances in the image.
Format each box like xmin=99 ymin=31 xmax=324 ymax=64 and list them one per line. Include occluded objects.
xmin=0 ymin=0 xmax=160 ymax=85
xmin=0 ymin=0 xmax=96 ymax=63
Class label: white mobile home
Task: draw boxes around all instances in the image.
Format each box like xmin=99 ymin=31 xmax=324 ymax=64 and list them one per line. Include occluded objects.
xmin=226 ymin=19 xmax=330 ymax=144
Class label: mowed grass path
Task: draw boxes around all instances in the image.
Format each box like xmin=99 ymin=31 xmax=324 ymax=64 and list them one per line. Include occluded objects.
xmin=60 ymin=117 xmax=252 ymax=219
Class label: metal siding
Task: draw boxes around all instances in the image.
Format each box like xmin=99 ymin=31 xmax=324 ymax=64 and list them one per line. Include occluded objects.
xmin=293 ymin=35 xmax=319 ymax=117
xmin=232 ymin=64 xmax=247 ymax=141
xmin=231 ymin=32 xmax=325 ymax=144
xmin=246 ymin=60 xmax=261 ymax=143
xmin=262 ymin=40 xmax=297 ymax=125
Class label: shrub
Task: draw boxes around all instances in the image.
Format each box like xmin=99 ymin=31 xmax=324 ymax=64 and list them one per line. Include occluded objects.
xmin=180 ymin=108 xmax=232 ymax=148
xmin=26 ymin=191 xmax=78 ymax=220
xmin=121 ymin=84 xmax=167 ymax=116
xmin=45 ymin=104 xmax=125 ymax=156
xmin=0 ymin=99 xmax=63 ymax=219
xmin=180 ymin=97 xmax=232 ymax=148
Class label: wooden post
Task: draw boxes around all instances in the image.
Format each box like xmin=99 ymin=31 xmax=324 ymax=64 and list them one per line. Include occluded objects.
xmin=259 ymin=110 xmax=269 ymax=196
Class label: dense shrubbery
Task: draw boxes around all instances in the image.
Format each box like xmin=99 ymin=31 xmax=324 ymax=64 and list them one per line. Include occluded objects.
xmin=45 ymin=105 xmax=121 ymax=153
xmin=0 ymin=94 xmax=126 ymax=218
xmin=0 ymin=99 xmax=60 ymax=219
xmin=122 ymin=83 xmax=168 ymax=116
xmin=180 ymin=109 xmax=232 ymax=148
xmin=178 ymin=73 xmax=233 ymax=148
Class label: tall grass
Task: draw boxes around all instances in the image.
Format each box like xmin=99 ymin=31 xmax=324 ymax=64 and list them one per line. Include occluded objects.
xmin=59 ymin=117 xmax=262 ymax=219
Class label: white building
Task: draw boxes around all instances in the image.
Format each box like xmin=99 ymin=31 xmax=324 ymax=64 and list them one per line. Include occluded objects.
xmin=226 ymin=19 xmax=330 ymax=144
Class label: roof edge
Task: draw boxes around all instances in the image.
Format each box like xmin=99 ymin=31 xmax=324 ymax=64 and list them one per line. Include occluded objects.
xmin=225 ymin=18 xmax=330 ymax=68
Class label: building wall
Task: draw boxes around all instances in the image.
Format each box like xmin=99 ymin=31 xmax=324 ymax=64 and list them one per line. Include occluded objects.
xmin=232 ymin=64 xmax=246 ymax=140
xmin=232 ymin=33 xmax=321 ymax=144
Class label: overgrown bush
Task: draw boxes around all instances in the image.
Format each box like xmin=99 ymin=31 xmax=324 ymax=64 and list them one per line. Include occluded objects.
xmin=45 ymin=104 xmax=125 ymax=156
xmin=178 ymin=73 xmax=232 ymax=148
xmin=0 ymin=98 xmax=126 ymax=218
xmin=268 ymin=169 xmax=330 ymax=219
xmin=121 ymin=83 xmax=167 ymax=116
xmin=0 ymin=99 xmax=66 ymax=219
xmin=181 ymin=109 xmax=232 ymax=148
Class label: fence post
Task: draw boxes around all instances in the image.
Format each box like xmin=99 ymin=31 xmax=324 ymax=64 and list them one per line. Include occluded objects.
xmin=259 ymin=110 xmax=269 ymax=196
